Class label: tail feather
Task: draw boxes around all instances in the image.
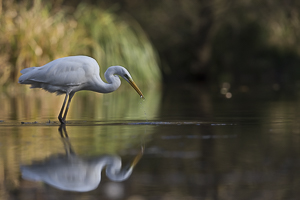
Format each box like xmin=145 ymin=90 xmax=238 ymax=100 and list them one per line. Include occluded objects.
xmin=20 ymin=67 xmax=37 ymax=74
xmin=19 ymin=67 xmax=38 ymax=84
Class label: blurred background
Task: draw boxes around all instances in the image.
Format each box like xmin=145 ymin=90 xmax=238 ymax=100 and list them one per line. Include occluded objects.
xmin=2 ymin=0 xmax=300 ymax=88
xmin=2 ymin=1 xmax=300 ymax=199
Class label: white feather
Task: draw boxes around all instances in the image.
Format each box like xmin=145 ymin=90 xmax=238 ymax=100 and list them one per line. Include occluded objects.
xmin=18 ymin=55 xmax=144 ymax=123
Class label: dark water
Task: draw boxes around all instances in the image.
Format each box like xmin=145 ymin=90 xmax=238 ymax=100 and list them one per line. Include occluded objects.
xmin=1 ymin=84 xmax=300 ymax=199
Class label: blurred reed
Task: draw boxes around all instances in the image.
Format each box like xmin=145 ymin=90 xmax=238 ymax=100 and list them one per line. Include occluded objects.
xmin=74 ymin=4 xmax=161 ymax=87
xmin=0 ymin=0 xmax=161 ymax=89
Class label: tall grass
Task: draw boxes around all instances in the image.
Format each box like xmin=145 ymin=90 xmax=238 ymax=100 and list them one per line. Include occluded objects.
xmin=0 ymin=0 xmax=161 ymax=88
xmin=0 ymin=1 xmax=78 ymax=84
xmin=74 ymin=4 xmax=161 ymax=86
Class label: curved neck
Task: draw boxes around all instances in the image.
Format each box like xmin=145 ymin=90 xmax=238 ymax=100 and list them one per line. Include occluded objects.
xmin=86 ymin=73 xmax=121 ymax=94
xmin=106 ymin=166 xmax=133 ymax=182
xmin=93 ymin=156 xmax=133 ymax=182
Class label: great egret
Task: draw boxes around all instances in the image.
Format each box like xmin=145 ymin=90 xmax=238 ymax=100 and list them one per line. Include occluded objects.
xmin=21 ymin=152 xmax=143 ymax=192
xmin=21 ymin=126 xmax=144 ymax=192
xmin=18 ymin=56 xmax=144 ymax=124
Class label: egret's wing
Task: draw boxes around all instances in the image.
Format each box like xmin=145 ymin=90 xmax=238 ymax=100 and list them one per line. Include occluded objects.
xmin=19 ymin=56 xmax=99 ymax=86
xmin=26 ymin=62 xmax=87 ymax=86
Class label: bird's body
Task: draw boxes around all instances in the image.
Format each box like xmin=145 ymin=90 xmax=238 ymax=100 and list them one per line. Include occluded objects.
xmin=20 ymin=56 xmax=120 ymax=95
xmin=21 ymin=154 xmax=139 ymax=192
xmin=19 ymin=55 xmax=144 ymax=124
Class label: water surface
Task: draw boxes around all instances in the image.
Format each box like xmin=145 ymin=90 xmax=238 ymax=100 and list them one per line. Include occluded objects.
xmin=1 ymin=84 xmax=300 ymax=199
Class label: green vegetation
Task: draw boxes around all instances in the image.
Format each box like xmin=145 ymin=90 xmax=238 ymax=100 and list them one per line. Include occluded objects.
xmin=74 ymin=4 xmax=160 ymax=86
xmin=2 ymin=0 xmax=300 ymax=86
xmin=0 ymin=0 xmax=161 ymax=87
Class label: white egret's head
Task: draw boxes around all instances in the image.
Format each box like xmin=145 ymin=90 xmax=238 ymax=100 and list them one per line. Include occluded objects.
xmin=106 ymin=66 xmax=144 ymax=99
xmin=119 ymin=67 xmax=145 ymax=99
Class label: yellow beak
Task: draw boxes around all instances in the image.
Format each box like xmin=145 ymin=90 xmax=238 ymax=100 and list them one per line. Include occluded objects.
xmin=130 ymin=146 xmax=144 ymax=168
xmin=128 ymin=78 xmax=145 ymax=99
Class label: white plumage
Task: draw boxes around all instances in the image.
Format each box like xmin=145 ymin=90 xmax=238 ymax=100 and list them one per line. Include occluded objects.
xmin=19 ymin=55 xmax=144 ymax=124
xmin=21 ymin=154 xmax=139 ymax=192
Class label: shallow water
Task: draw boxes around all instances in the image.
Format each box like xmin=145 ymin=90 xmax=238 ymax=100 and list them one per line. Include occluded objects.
xmin=1 ymin=84 xmax=300 ymax=199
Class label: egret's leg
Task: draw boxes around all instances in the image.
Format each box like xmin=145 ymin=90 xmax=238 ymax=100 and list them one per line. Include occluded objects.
xmin=61 ymin=93 xmax=75 ymax=123
xmin=58 ymin=94 xmax=69 ymax=124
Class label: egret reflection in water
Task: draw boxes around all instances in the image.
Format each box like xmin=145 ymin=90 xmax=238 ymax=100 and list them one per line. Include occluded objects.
xmin=21 ymin=125 xmax=144 ymax=192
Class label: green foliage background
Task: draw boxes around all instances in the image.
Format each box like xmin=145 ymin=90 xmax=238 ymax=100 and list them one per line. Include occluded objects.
xmin=2 ymin=0 xmax=300 ymax=87
xmin=0 ymin=0 xmax=161 ymax=87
